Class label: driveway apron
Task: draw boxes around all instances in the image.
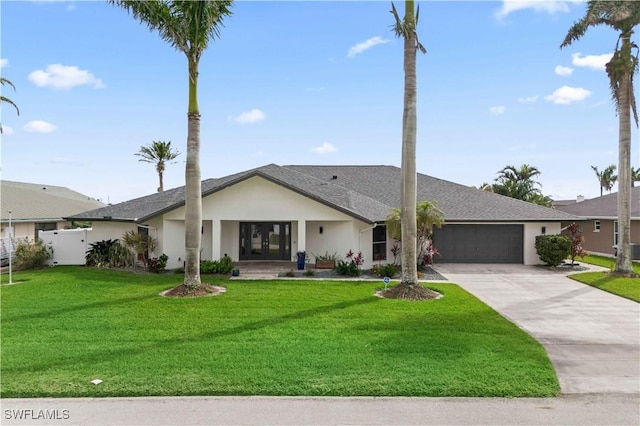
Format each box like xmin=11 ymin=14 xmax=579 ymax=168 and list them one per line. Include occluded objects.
xmin=432 ymin=264 xmax=640 ymax=394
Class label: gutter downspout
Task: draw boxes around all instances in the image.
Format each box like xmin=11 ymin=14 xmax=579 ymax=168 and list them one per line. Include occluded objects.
xmin=358 ymin=222 xmax=378 ymax=254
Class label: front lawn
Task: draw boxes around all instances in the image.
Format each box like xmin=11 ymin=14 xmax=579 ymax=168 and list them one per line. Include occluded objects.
xmin=1 ymin=266 xmax=559 ymax=398
xmin=570 ymin=255 xmax=640 ymax=302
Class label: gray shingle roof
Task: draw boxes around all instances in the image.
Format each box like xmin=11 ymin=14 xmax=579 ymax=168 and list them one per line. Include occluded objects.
xmin=554 ymin=187 xmax=640 ymax=219
xmin=1 ymin=181 xmax=105 ymax=222
xmin=68 ymin=164 xmax=580 ymax=223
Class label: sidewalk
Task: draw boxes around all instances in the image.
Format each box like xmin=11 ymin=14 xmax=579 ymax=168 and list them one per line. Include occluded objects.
xmin=1 ymin=394 xmax=639 ymax=425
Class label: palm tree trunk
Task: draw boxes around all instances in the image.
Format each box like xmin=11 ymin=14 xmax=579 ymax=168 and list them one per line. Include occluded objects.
xmin=184 ymin=58 xmax=202 ymax=289
xmin=158 ymin=171 xmax=164 ymax=193
xmin=615 ymin=39 xmax=633 ymax=274
xmin=400 ymin=0 xmax=418 ymax=286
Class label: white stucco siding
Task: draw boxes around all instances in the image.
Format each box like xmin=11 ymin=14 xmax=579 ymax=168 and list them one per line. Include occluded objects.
xmin=89 ymin=222 xmax=137 ymax=245
xmin=306 ymin=220 xmax=364 ymax=263
xmin=203 ymin=177 xmax=356 ymax=222
xmin=524 ymin=222 xmax=561 ymax=265
xmin=162 ymin=219 xmax=186 ymax=270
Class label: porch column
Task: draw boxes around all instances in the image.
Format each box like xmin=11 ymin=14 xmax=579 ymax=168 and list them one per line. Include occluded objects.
xmin=211 ymin=219 xmax=222 ymax=260
xmin=297 ymin=219 xmax=306 ymax=254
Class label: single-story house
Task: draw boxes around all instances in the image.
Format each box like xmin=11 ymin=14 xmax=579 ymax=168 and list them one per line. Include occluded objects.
xmin=66 ymin=164 xmax=580 ymax=269
xmin=1 ymin=180 xmax=105 ymax=241
xmin=554 ymin=187 xmax=640 ymax=257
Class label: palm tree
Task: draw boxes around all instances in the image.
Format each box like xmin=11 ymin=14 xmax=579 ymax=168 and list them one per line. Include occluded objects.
xmin=385 ymin=1 xmax=436 ymax=301
xmin=1 ymin=77 xmax=20 ymax=134
xmin=562 ymin=1 xmax=639 ymax=275
xmin=386 ymin=200 xmax=445 ymax=266
xmin=489 ymin=164 xmax=552 ymax=206
xmin=136 ymin=140 xmax=181 ymax=192
xmin=111 ymin=0 xmax=233 ymax=290
xmin=632 ymin=167 xmax=640 ymax=187
xmin=591 ymin=164 xmax=618 ymax=196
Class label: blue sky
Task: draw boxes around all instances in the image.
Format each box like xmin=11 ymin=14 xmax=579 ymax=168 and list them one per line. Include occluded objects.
xmin=1 ymin=0 xmax=638 ymax=204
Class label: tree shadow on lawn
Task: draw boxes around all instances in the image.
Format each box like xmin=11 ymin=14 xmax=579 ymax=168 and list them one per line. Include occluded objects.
xmin=4 ymin=296 xmax=381 ymax=375
xmin=2 ymin=294 xmax=159 ymax=324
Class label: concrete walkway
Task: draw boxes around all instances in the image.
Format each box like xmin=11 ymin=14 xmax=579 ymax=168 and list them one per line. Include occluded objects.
xmin=432 ymin=263 xmax=640 ymax=395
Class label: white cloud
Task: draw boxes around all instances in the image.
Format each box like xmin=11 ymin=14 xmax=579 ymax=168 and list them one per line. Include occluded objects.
xmin=495 ymin=1 xmax=575 ymax=18
xmin=230 ymin=109 xmax=266 ymax=124
xmin=571 ymin=52 xmax=613 ymax=71
xmin=545 ymin=86 xmax=591 ymax=105
xmin=554 ymin=65 xmax=574 ymax=76
xmin=24 ymin=120 xmax=57 ymax=133
xmin=518 ymin=95 xmax=538 ymax=103
xmin=347 ymin=36 xmax=389 ymax=58
xmin=2 ymin=125 xmax=15 ymax=135
xmin=313 ymin=142 xmax=337 ymax=154
xmin=0 ymin=58 xmax=8 ymax=68
xmin=489 ymin=106 xmax=506 ymax=115
xmin=28 ymin=64 xmax=104 ymax=89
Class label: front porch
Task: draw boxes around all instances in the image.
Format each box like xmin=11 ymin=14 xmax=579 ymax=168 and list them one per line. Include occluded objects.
xmin=231 ymin=261 xmax=298 ymax=278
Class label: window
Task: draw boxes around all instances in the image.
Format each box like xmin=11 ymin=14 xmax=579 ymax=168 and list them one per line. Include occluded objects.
xmin=614 ymin=221 xmax=619 ymax=246
xmin=372 ymin=225 xmax=387 ymax=261
xmin=34 ymin=222 xmax=56 ymax=238
xmin=594 ymin=220 xmax=601 ymax=232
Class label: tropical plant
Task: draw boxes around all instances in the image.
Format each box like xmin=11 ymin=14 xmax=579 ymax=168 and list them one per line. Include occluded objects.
xmin=14 ymin=239 xmax=53 ymax=270
xmin=565 ymin=222 xmax=588 ymax=265
xmin=147 ymin=254 xmax=169 ymax=273
xmin=1 ymin=77 xmax=20 ymax=134
xmin=110 ymin=0 xmax=234 ymax=291
xmin=85 ymin=239 xmax=131 ymax=268
xmin=591 ymin=164 xmax=618 ymax=196
xmin=387 ymin=0 xmax=437 ymax=301
xmin=334 ymin=250 xmax=364 ymax=277
xmin=386 ymin=200 xmax=445 ymax=267
xmin=486 ymin=164 xmax=552 ymax=206
xmin=121 ymin=230 xmax=158 ymax=270
xmin=312 ymin=251 xmax=338 ymax=262
xmin=632 ymin=167 xmax=640 ymax=187
xmin=136 ymin=140 xmax=181 ymax=192
xmin=371 ymin=263 xmax=399 ymax=278
xmin=562 ymin=0 xmax=639 ymax=274
xmin=535 ymin=235 xmax=571 ymax=267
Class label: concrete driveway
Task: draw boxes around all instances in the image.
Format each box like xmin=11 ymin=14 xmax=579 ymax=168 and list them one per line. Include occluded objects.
xmin=432 ymin=264 xmax=640 ymax=395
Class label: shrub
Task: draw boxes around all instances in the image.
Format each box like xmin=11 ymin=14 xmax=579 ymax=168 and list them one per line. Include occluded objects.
xmin=312 ymin=251 xmax=338 ymax=261
xmin=535 ymin=234 xmax=571 ymax=267
xmin=14 ymin=239 xmax=53 ymax=270
xmin=200 ymin=255 xmax=234 ymax=274
xmin=371 ymin=263 xmax=399 ymax=278
xmin=147 ymin=254 xmax=168 ymax=273
xmin=335 ymin=250 xmax=364 ymax=277
xmin=85 ymin=239 xmax=130 ymax=268
xmin=303 ymin=269 xmax=315 ymax=277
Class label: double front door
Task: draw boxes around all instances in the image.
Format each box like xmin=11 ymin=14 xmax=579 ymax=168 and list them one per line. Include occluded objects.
xmin=240 ymin=222 xmax=291 ymax=260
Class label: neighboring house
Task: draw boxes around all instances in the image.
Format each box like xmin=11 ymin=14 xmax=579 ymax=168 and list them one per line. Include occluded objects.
xmin=67 ymin=164 xmax=579 ymax=269
xmin=555 ymin=187 xmax=640 ymax=257
xmin=0 ymin=180 xmax=105 ymax=241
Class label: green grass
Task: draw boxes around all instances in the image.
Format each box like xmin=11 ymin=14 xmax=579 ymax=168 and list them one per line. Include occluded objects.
xmin=569 ymin=255 xmax=640 ymax=302
xmin=1 ymin=266 xmax=559 ymax=398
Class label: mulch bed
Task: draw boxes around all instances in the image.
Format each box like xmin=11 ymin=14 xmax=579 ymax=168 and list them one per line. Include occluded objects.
xmin=161 ymin=283 xmax=226 ymax=298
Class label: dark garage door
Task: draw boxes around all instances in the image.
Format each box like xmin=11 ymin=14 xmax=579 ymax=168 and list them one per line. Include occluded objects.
xmin=432 ymin=224 xmax=523 ymax=263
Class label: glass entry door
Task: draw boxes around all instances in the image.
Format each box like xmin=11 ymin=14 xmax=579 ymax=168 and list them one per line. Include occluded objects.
xmin=240 ymin=222 xmax=291 ymax=260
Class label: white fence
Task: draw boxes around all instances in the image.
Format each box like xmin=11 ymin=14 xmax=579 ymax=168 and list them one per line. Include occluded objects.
xmin=39 ymin=228 xmax=93 ymax=266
